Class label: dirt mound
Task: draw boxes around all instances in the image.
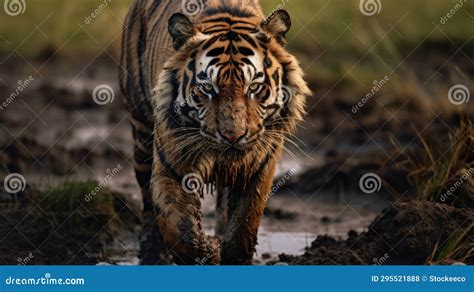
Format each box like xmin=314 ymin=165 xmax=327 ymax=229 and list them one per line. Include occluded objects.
xmin=277 ymin=201 xmax=473 ymax=265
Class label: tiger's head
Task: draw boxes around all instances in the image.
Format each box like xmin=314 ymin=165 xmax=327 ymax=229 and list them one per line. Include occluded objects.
xmin=156 ymin=9 xmax=310 ymax=154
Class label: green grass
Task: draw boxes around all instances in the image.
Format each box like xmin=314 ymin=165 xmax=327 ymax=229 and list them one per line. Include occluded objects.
xmin=34 ymin=181 xmax=116 ymax=226
xmin=280 ymin=0 xmax=473 ymax=86
xmin=427 ymin=223 xmax=474 ymax=264
xmin=0 ymin=0 xmax=130 ymax=57
xmin=0 ymin=0 xmax=472 ymax=87
xmin=12 ymin=181 xmax=138 ymax=235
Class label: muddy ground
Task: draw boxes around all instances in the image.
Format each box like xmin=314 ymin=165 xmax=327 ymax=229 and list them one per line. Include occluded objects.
xmin=276 ymin=201 xmax=473 ymax=265
xmin=0 ymin=53 xmax=473 ymax=265
xmin=0 ymin=184 xmax=140 ymax=265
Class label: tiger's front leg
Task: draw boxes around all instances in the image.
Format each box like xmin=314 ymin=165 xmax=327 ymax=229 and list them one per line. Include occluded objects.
xmin=152 ymin=171 xmax=220 ymax=265
xmin=220 ymin=157 xmax=279 ymax=265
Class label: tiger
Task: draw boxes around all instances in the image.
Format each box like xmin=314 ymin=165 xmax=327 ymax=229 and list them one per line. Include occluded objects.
xmin=119 ymin=0 xmax=311 ymax=265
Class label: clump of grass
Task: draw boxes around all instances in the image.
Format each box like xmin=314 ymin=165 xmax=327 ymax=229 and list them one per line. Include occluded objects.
xmin=13 ymin=181 xmax=137 ymax=238
xmin=33 ymin=181 xmax=116 ymax=229
xmin=427 ymin=223 xmax=474 ymax=265
xmin=1 ymin=181 xmax=138 ymax=264
xmin=394 ymin=120 xmax=474 ymax=207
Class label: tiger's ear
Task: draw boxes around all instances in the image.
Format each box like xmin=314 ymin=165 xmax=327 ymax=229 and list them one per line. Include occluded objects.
xmin=168 ymin=13 xmax=195 ymax=50
xmin=260 ymin=10 xmax=291 ymax=45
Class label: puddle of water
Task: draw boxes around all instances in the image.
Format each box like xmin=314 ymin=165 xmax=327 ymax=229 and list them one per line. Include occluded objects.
xmin=255 ymin=230 xmax=313 ymax=256
xmin=198 ymin=191 xmax=386 ymax=264
xmin=201 ymin=224 xmax=313 ymax=264
xmin=100 ymin=232 xmax=140 ymax=266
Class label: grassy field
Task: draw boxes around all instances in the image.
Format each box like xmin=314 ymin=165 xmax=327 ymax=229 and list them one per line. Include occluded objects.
xmin=0 ymin=0 xmax=472 ymax=87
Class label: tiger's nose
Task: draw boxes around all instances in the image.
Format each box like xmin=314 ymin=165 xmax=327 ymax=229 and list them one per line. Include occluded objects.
xmin=222 ymin=130 xmax=246 ymax=144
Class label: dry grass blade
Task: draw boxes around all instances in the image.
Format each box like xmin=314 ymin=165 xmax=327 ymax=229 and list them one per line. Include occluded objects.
xmin=394 ymin=119 xmax=474 ymax=207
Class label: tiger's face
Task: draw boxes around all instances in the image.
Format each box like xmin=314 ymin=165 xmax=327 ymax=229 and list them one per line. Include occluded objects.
xmin=165 ymin=10 xmax=304 ymax=153
xmin=189 ymin=41 xmax=286 ymax=150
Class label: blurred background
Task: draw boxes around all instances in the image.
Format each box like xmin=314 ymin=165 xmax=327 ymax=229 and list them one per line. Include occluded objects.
xmin=0 ymin=0 xmax=472 ymax=265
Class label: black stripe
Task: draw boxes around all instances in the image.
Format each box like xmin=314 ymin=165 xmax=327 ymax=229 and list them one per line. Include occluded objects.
xmin=202 ymin=17 xmax=254 ymax=25
xmin=207 ymin=47 xmax=226 ymax=57
xmin=232 ymin=26 xmax=255 ymax=31
xmin=208 ymin=58 xmax=220 ymax=68
xmin=148 ymin=0 xmax=162 ymax=20
xmin=181 ymin=73 xmax=189 ymax=102
xmin=272 ymin=70 xmax=279 ymax=84
xmin=204 ymin=28 xmax=231 ymax=34
xmin=259 ymin=89 xmax=271 ymax=103
xmin=165 ymin=70 xmax=185 ymax=129
xmin=240 ymin=34 xmax=257 ymax=48
xmin=203 ymin=24 xmax=228 ymax=31
xmin=156 ymin=144 xmax=182 ymax=183
xmin=261 ymin=104 xmax=280 ymax=111
xmin=202 ymin=35 xmax=220 ymax=50
xmin=237 ymin=47 xmax=254 ymax=56
xmin=197 ymin=71 xmax=207 ymax=79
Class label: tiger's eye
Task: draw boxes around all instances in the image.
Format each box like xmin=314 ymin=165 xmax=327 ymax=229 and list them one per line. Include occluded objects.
xmin=202 ymin=83 xmax=213 ymax=93
xmin=248 ymin=83 xmax=262 ymax=93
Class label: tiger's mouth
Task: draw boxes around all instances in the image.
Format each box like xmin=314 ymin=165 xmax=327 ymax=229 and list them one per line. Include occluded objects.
xmin=199 ymin=127 xmax=262 ymax=154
